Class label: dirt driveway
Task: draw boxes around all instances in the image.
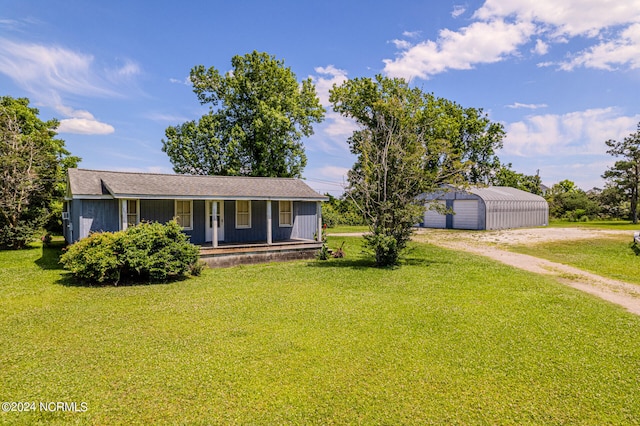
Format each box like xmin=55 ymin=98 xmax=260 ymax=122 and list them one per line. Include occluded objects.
xmin=412 ymin=227 xmax=640 ymax=315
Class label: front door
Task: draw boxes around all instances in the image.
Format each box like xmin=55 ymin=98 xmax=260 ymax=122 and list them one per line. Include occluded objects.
xmin=206 ymin=201 xmax=225 ymax=242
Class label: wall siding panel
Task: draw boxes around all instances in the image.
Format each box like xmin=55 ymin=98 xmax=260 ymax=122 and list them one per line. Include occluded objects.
xmin=140 ymin=200 xmax=174 ymax=224
xmin=79 ymin=199 xmax=119 ymax=239
xmin=291 ymin=202 xmax=317 ymax=240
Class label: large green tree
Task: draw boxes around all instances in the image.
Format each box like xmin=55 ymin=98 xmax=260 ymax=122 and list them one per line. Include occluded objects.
xmin=490 ymin=163 xmax=542 ymax=194
xmin=162 ymin=51 xmax=325 ymax=177
xmin=0 ymin=96 xmax=79 ymax=249
xmin=330 ymin=75 xmax=505 ymax=266
xmin=603 ymin=123 xmax=640 ymax=223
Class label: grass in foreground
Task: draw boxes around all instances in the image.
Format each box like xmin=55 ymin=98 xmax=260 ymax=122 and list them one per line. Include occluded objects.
xmin=509 ymin=234 xmax=640 ymax=285
xmin=325 ymin=224 xmax=369 ymax=234
xmin=549 ymin=219 xmax=640 ymax=230
xmin=1 ymin=239 xmax=640 ymax=424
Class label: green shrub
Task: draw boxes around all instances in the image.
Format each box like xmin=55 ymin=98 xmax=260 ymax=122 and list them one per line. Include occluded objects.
xmin=60 ymin=221 xmax=200 ymax=284
xmin=364 ymin=230 xmax=400 ymax=267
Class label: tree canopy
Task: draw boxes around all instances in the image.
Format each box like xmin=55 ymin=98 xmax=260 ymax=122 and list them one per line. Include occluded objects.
xmin=490 ymin=163 xmax=542 ymax=195
xmin=162 ymin=51 xmax=325 ymax=178
xmin=330 ymin=75 xmax=505 ymax=266
xmin=603 ymin=122 xmax=640 ymax=223
xmin=0 ymin=96 xmax=79 ymax=249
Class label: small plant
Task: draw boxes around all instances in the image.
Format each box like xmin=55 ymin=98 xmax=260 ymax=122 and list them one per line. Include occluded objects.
xmin=41 ymin=233 xmax=52 ymax=247
xmin=332 ymin=241 xmax=346 ymax=258
xmin=316 ymin=224 xmax=330 ymax=261
xmin=316 ymin=243 xmax=330 ymax=260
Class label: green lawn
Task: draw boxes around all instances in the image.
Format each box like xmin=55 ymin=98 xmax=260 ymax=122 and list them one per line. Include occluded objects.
xmin=326 ymin=224 xmax=369 ymax=234
xmin=1 ymin=238 xmax=640 ymax=424
xmin=549 ymin=219 xmax=640 ymax=230
xmin=509 ymin=234 xmax=640 ymax=285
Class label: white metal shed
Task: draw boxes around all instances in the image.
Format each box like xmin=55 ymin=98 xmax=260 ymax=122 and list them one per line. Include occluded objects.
xmin=421 ymin=186 xmax=548 ymax=230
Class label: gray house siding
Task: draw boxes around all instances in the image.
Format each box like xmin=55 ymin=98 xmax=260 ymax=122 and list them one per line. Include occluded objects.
xmin=184 ymin=200 xmax=206 ymax=244
xmin=272 ymin=201 xmax=292 ymax=241
xmin=223 ymin=200 xmax=268 ymax=243
xmin=140 ymin=200 xmax=174 ymax=223
xmin=291 ymin=202 xmax=317 ymax=240
xmin=75 ymin=199 xmax=119 ymax=240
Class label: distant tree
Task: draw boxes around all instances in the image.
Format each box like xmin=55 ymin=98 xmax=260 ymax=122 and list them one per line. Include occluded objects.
xmin=0 ymin=96 xmax=79 ymax=249
xmin=490 ymin=163 xmax=542 ymax=194
xmin=545 ymin=180 xmax=599 ymax=220
xmin=330 ymin=75 xmax=504 ymax=266
xmin=603 ymin=123 xmax=640 ymax=223
xmin=592 ymin=185 xmax=628 ymax=219
xmin=321 ymin=193 xmax=366 ymax=227
xmin=162 ymin=51 xmax=325 ymax=178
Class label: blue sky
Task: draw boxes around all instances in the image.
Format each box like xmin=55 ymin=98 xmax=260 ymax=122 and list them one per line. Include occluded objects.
xmin=2 ymin=0 xmax=640 ymax=195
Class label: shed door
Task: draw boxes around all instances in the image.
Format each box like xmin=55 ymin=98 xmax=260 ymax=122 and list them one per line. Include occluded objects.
xmin=424 ymin=200 xmax=447 ymax=229
xmin=453 ymin=200 xmax=479 ymax=230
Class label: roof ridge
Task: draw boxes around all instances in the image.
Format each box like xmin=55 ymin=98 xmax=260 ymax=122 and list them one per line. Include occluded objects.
xmin=72 ymin=168 xmax=302 ymax=181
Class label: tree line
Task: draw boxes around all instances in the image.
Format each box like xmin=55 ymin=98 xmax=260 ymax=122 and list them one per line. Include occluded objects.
xmin=2 ymin=51 xmax=639 ymax=267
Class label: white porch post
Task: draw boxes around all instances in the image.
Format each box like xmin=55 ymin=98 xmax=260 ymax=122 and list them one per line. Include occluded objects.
xmin=121 ymin=199 xmax=128 ymax=230
xmin=212 ymin=201 xmax=218 ymax=248
xmin=266 ymin=200 xmax=272 ymax=245
xmin=316 ymin=201 xmax=322 ymax=242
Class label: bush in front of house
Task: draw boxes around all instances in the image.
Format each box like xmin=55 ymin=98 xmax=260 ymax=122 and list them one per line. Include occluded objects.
xmin=60 ymin=220 xmax=201 ymax=284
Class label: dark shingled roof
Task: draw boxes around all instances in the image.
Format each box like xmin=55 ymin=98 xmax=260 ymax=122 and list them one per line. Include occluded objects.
xmin=67 ymin=169 xmax=328 ymax=201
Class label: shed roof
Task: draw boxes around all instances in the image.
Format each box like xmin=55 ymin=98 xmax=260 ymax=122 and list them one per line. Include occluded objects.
xmin=467 ymin=186 xmax=546 ymax=202
xmin=67 ymin=169 xmax=328 ymax=201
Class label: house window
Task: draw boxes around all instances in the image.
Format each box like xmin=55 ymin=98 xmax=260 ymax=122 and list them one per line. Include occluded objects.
xmin=279 ymin=201 xmax=293 ymax=227
xmin=236 ymin=200 xmax=251 ymax=229
xmin=126 ymin=199 xmax=139 ymax=227
xmin=175 ymin=200 xmax=193 ymax=230
xmin=122 ymin=199 xmax=139 ymax=230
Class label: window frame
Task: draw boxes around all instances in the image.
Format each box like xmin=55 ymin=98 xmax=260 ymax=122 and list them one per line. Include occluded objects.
xmin=174 ymin=199 xmax=193 ymax=230
xmin=121 ymin=199 xmax=140 ymax=230
xmin=278 ymin=200 xmax=293 ymax=227
xmin=235 ymin=200 xmax=252 ymax=229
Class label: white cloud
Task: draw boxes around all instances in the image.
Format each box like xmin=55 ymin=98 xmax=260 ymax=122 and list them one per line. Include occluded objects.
xmin=324 ymin=111 xmax=360 ymax=138
xmin=54 ymin=104 xmax=114 ymax=135
xmin=452 ymin=6 xmax=466 ymax=18
xmin=0 ymin=38 xmax=142 ymax=136
xmin=474 ymin=0 xmax=640 ymax=37
xmin=391 ymin=39 xmax=413 ymax=50
xmin=533 ymin=39 xmax=549 ymax=55
xmin=402 ymin=31 xmax=422 ymax=38
xmin=169 ymin=76 xmax=191 ymax=85
xmin=383 ymin=0 xmax=640 ymax=80
xmin=383 ymin=19 xmax=535 ymax=80
xmin=507 ymin=102 xmax=548 ymax=109
xmin=502 ymin=108 xmax=640 ymax=156
xmin=559 ymin=23 xmax=640 ymax=71
xmin=57 ymin=118 xmax=115 ymax=135
xmin=317 ymin=165 xmax=350 ymax=180
xmin=0 ymin=38 xmax=117 ymax=97
xmin=311 ymin=65 xmax=348 ymax=107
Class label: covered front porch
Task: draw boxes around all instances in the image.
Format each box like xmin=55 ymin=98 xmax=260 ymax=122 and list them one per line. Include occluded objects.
xmin=206 ymin=199 xmax=323 ymax=248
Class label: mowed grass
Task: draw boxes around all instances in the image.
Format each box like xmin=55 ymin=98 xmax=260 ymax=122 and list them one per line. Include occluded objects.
xmin=509 ymin=234 xmax=640 ymax=285
xmin=326 ymin=224 xmax=369 ymax=234
xmin=1 ymin=238 xmax=640 ymax=424
xmin=549 ymin=219 xmax=640 ymax=230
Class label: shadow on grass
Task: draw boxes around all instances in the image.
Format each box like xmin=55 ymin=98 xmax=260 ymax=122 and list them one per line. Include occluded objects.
xmin=35 ymin=242 xmax=66 ymax=271
xmin=307 ymin=255 xmax=452 ymax=270
xmin=306 ymin=258 xmax=376 ymax=270
xmin=56 ymin=273 xmax=189 ymax=288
